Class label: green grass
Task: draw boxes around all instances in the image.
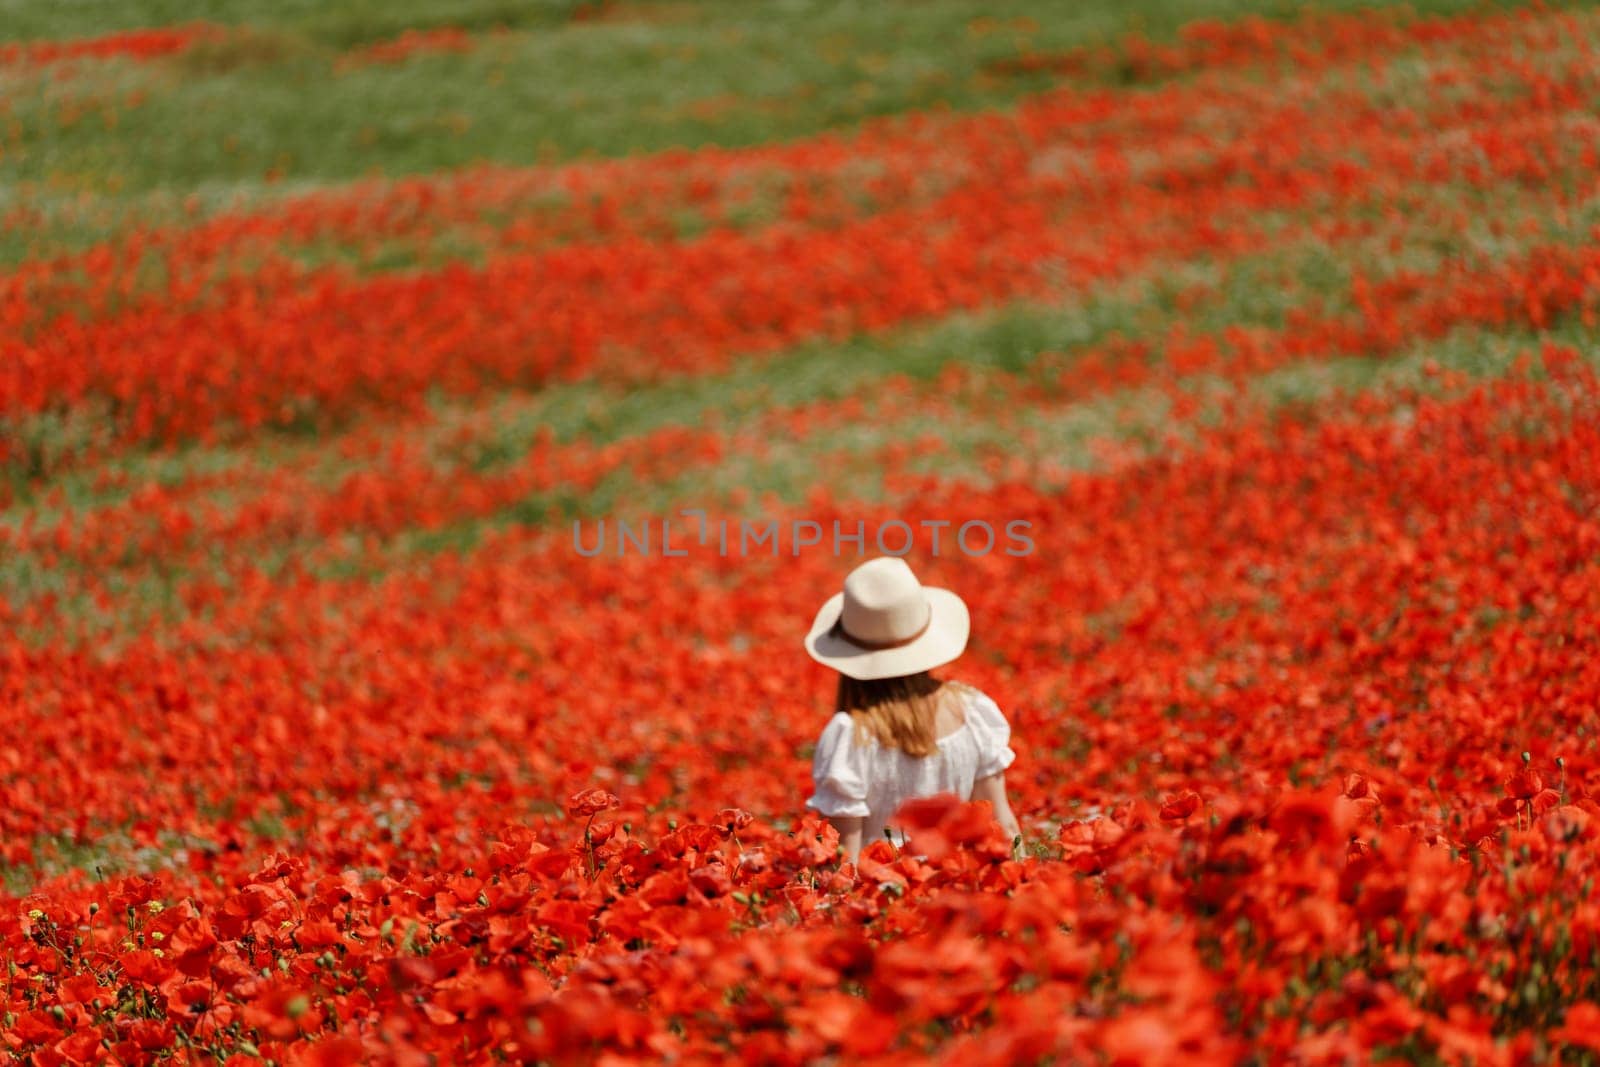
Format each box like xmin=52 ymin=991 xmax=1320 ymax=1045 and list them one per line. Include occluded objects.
xmin=0 ymin=0 xmax=590 ymax=45
xmin=2 ymin=0 xmax=1541 ymax=47
xmin=0 ymin=0 xmax=1564 ymax=263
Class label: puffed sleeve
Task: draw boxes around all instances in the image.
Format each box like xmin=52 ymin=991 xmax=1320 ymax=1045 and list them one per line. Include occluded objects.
xmin=805 ymin=713 xmax=870 ymax=818
xmin=966 ymin=689 xmax=1017 ymax=779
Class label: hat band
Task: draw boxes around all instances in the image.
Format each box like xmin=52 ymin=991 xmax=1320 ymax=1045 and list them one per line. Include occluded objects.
xmin=836 ymin=605 xmax=933 ymax=650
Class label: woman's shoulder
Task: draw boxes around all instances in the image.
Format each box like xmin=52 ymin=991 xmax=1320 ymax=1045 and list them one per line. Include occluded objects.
xmin=817 ymin=710 xmax=856 ymax=740
xmin=942 ymin=681 xmax=1009 ymax=729
xmin=815 ymin=711 xmax=872 ymax=753
xmin=943 ymin=679 xmax=1001 ymax=710
xmin=943 ymin=681 xmax=1015 ymax=774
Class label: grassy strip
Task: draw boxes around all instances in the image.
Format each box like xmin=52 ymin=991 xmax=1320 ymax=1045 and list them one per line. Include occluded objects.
xmin=383 ymin=318 xmax=1600 ymax=558
xmin=2 ymin=0 xmax=1538 ymax=51
xmin=0 ymin=1 xmax=585 ymax=45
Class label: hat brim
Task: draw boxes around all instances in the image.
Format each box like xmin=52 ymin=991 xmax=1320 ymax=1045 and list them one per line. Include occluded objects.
xmin=804 ymin=587 xmax=970 ymax=681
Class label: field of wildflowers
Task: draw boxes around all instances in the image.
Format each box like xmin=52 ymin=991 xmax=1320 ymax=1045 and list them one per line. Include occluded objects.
xmin=4 ymin=1 xmax=1600 ymax=1062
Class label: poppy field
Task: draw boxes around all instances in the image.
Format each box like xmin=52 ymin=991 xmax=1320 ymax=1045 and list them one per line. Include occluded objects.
xmin=4 ymin=0 xmax=1600 ymax=1062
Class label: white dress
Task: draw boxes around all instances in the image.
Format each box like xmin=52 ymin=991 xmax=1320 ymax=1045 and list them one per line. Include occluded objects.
xmin=805 ymin=685 xmax=1017 ymax=846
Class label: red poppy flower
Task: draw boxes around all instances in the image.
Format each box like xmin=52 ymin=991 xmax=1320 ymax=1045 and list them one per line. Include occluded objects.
xmin=565 ymin=789 xmax=620 ymax=818
xmin=1160 ymin=791 xmax=1202 ymax=822
xmin=1505 ymin=769 xmax=1543 ymax=801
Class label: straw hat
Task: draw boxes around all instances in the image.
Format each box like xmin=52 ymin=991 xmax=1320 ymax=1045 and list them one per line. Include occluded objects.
xmin=805 ymin=556 xmax=970 ymax=680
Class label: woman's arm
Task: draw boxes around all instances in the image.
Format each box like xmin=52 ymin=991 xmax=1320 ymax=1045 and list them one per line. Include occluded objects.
xmin=971 ymin=772 xmax=1022 ymax=844
xmin=829 ymin=815 xmax=865 ymax=864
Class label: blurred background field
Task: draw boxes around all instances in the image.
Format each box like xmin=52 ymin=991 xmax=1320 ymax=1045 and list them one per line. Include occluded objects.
xmin=5 ymin=2 xmax=1600 ymax=1061
xmin=4 ymin=0 xmax=1599 ymax=636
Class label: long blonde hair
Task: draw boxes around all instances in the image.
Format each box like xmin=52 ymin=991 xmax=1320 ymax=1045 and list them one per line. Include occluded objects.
xmin=836 ymin=670 xmax=955 ymax=758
